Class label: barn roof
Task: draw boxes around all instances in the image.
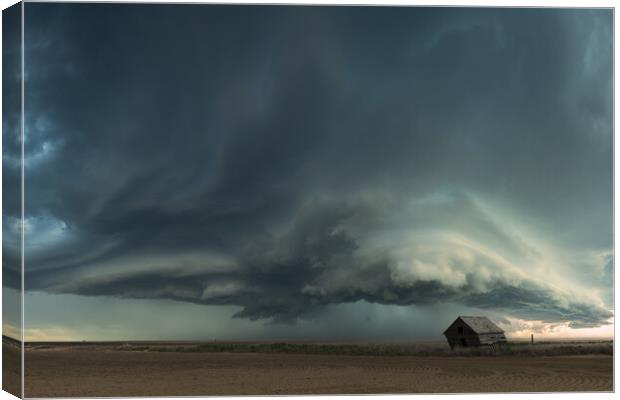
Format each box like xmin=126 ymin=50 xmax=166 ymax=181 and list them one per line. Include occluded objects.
xmin=445 ymin=316 xmax=504 ymax=334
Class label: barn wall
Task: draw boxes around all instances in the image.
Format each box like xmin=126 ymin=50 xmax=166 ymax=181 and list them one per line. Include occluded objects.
xmin=478 ymin=333 xmax=507 ymax=345
xmin=443 ymin=320 xmax=477 ymax=337
xmin=444 ymin=319 xmax=507 ymax=348
xmin=444 ymin=320 xmax=481 ymax=348
xmin=446 ymin=335 xmax=481 ymax=348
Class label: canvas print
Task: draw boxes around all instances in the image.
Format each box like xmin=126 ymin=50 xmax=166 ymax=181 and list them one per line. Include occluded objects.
xmin=1 ymin=2 xmax=614 ymax=397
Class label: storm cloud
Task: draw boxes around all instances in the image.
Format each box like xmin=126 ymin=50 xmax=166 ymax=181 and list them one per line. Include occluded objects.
xmin=4 ymin=5 xmax=613 ymax=335
xmin=29 ymin=193 xmax=612 ymax=327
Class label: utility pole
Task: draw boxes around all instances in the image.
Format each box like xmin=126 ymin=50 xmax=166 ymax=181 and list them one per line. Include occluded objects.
xmin=531 ymin=334 xmax=534 ymax=345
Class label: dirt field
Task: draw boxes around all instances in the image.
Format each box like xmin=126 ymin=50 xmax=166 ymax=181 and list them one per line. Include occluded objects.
xmin=21 ymin=344 xmax=612 ymax=397
xmin=2 ymin=341 xmax=21 ymax=398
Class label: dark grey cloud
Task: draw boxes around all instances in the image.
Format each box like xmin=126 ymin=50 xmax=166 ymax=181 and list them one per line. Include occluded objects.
xmin=10 ymin=5 xmax=613 ymax=333
xmin=3 ymin=3 xmax=23 ymax=294
xmin=28 ymin=194 xmax=613 ymax=328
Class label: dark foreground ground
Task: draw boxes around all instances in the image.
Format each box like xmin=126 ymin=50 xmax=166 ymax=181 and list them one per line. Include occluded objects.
xmin=2 ymin=337 xmax=21 ymax=398
xmin=14 ymin=340 xmax=612 ymax=397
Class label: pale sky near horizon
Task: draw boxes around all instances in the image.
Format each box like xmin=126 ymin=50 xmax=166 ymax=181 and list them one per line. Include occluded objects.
xmin=2 ymin=4 xmax=613 ymax=341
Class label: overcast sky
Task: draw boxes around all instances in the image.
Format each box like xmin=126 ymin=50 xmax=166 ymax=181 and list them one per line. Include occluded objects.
xmin=2 ymin=4 xmax=613 ymax=341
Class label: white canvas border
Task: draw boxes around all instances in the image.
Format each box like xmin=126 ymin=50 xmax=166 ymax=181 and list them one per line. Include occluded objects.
xmin=0 ymin=1 xmax=615 ymax=400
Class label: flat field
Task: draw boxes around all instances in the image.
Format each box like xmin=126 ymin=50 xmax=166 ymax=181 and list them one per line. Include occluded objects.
xmin=17 ymin=340 xmax=613 ymax=397
xmin=2 ymin=338 xmax=21 ymax=398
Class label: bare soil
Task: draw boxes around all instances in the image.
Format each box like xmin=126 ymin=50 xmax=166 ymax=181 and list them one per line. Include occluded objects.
xmin=21 ymin=344 xmax=613 ymax=397
xmin=2 ymin=341 xmax=22 ymax=398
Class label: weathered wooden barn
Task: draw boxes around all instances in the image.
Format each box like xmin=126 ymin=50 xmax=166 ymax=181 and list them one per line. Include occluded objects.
xmin=443 ymin=316 xmax=507 ymax=349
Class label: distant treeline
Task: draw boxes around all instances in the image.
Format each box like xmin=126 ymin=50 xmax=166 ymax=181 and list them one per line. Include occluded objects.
xmin=2 ymin=335 xmax=22 ymax=347
xmin=105 ymin=340 xmax=613 ymax=357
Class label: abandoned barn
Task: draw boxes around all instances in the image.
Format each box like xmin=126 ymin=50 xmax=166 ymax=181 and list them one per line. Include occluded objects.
xmin=443 ymin=316 xmax=507 ymax=349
